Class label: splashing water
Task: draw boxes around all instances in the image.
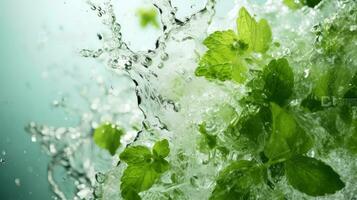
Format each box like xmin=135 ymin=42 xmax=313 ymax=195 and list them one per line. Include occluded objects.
xmin=26 ymin=0 xmax=357 ymax=199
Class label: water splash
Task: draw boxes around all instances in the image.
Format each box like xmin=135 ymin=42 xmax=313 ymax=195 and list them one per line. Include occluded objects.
xmin=27 ymin=0 xmax=357 ymax=199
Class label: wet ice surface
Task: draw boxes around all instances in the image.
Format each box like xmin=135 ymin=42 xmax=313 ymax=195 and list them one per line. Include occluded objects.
xmin=27 ymin=0 xmax=357 ymax=199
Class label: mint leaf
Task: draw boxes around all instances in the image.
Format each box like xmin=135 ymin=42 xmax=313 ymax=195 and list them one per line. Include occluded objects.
xmin=119 ymin=146 xmax=152 ymax=165
xmin=283 ymin=0 xmax=303 ymax=10
xmin=120 ymin=140 xmax=171 ymax=199
xmin=93 ymin=123 xmax=124 ymax=155
xmin=285 ymin=156 xmax=345 ymax=196
xmin=137 ymin=8 xmax=159 ymax=29
xmin=152 ymin=158 xmax=170 ymax=173
xmin=301 ymin=0 xmax=322 ymax=8
xmin=195 ymin=30 xmax=248 ymax=83
xmin=263 ymin=58 xmax=294 ymax=106
xmin=210 ymin=160 xmax=266 ymax=200
xmin=198 ymin=123 xmax=217 ymax=150
xmin=237 ymin=7 xmax=272 ymax=53
xmin=264 ymin=103 xmax=313 ymax=161
xmin=238 ymin=106 xmax=271 ymax=144
xmin=153 ymin=139 xmax=170 ymax=158
xmin=313 ymin=66 xmax=351 ymax=98
xmin=203 ymin=30 xmax=238 ymax=51
xmin=120 ymin=165 xmax=159 ymax=199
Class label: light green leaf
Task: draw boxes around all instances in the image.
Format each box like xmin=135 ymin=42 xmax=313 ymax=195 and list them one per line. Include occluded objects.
xmin=93 ymin=123 xmax=124 ymax=155
xmin=263 ymin=58 xmax=294 ymax=106
xmin=119 ymin=146 xmax=152 ymax=165
xmin=120 ymin=165 xmax=159 ymax=199
xmin=264 ymin=103 xmax=313 ymax=161
xmin=283 ymin=0 xmax=303 ymax=10
xmin=137 ymin=8 xmax=160 ymax=29
xmin=286 ymin=156 xmax=345 ymax=196
xmin=195 ymin=30 xmax=248 ymax=83
xmin=237 ymin=7 xmax=272 ymax=53
xmin=203 ymin=30 xmax=238 ymax=50
xmin=153 ymin=139 xmax=170 ymax=158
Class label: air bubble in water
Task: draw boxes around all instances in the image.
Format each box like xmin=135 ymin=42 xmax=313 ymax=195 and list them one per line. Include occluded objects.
xmin=15 ymin=178 xmax=21 ymax=187
xmin=95 ymin=172 xmax=106 ymax=183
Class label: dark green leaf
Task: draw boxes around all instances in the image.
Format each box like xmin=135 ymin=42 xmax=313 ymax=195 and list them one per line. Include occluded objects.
xmin=238 ymin=106 xmax=271 ymax=144
xmin=210 ymin=160 xmax=266 ymax=200
xmin=285 ymin=156 xmax=345 ymax=196
xmin=93 ymin=123 xmax=124 ymax=155
xmin=263 ymin=58 xmax=294 ymax=106
xmin=264 ymin=103 xmax=313 ymax=161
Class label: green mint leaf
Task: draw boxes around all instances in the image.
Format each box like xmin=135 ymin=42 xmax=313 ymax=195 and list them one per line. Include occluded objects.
xmin=263 ymin=58 xmax=294 ymax=106
xmin=120 ymin=165 xmax=159 ymax=200
xmin=119 ymin=146 xmax=152 ymax=165
xmin=152 ymin=158 xmax=170 ymax=173
xmin=313 ymin=66 xmax=352 ymax=98
xmin=203 ymin=30 xmax=238 ymax=51
xmin=238 ymin=106 xmax=271 ymax=144
xmin=153 ymin=139 xmax=170 ymax=158
xmin=93 ymin=123 xmax=124 ymax=155
xmin=285 ymin=156 xmax=345 ymax=196
xmin=195 ymin=30 xmax=248 ymax=83
xmin=283 ymin=0 xmax=303 ymax=10
xmin=264 ymin=103 xmax=313 ymax=161
xmin=198 ymin=123 xmax=217 ymax=150
xmin=137 ymin=8 xmax=160 ymax=29
xmin=237 ymin=7 xmax=272 ymax=53
xmin=300 ymin=0 xmax=322 ymax=8
xmin=210 ymin=160 xmax=266 ymax=200
xmin=120 ymin=140 xmax=171 ymax=199
xmin=346 ymin=126 xmax=357 ymax=154
xmin=301 ymin=93 xmax=324 ymax=112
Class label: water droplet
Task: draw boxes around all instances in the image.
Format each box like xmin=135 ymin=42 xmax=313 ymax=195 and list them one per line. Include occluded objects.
xmin=2 ymin=150 xmax=6 ymax=156
xmin=350 ymin=25 xmax=357 ymax=31
xmin=143 ymin=57 xmax=152 ymax=66
xmin=15 ymin=178 xmax=21 ymax=187
xmin=0 ymin=158 xmax=5 ymax=164
xmin=95 ymin=172 xmax=106 ymax=183
xmin=160 ymin=53 xmax=169 ymax=61
xmin=31 ymin=135 xmax=37 ymax=142
xmin=303 ymin=68 xmax=310 ymax=78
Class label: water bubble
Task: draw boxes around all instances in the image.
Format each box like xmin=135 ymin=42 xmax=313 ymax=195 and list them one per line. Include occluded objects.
xmin=125 ymin=60 xmax=132 ymax=70
xmin=31 ymin=135 xmax=37 ymax=142
xmin=143 ymin=57 xmax=152 ymax=66
xmin=160 ymin=53 xmax=169 ymax=61
xmin=158 ymin=63 xmax=164 ymax=69
xmin=113 ymin=23 xmax=121 ymax=32
xmin=95 ymin=172 xmax=106 ymax=183
xmin=15 ymin=178 xmax=21 ymax=187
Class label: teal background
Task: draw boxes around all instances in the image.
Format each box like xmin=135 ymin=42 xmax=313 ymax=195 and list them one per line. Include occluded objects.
xmin=0 ymin=0 xmax=101 ymax=199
